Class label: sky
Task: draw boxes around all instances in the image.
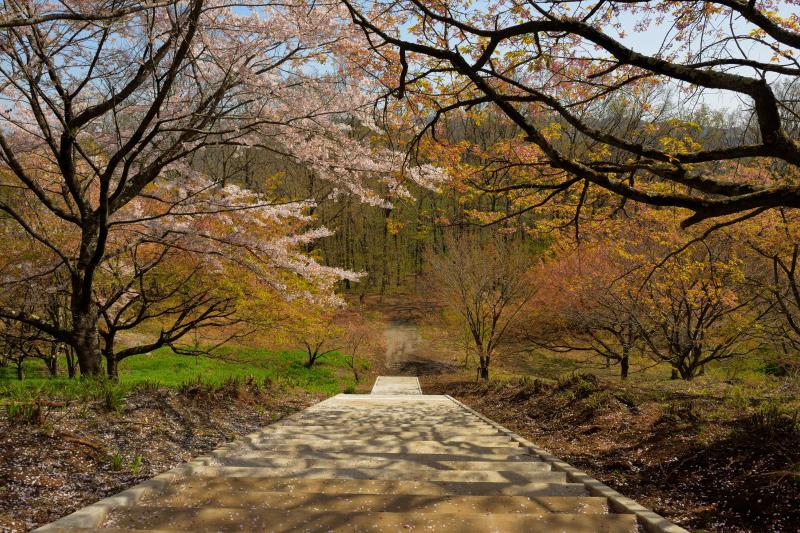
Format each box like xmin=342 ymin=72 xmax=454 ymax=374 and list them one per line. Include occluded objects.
xmin=394 ymin=0 xmax=800 ymax=113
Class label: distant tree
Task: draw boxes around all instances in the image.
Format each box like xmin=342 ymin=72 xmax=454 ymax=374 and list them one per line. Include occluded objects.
xmin=745 ymin=208 xmax=800 ymax=372
xmin=0 ymin=281 xmax=72 ymax=379
xmin=98 ymin=246 xmax=241 ymax=379
xmin=528 ymin=246 xmax=644 ymax=379
xmin=526 ymin=209 xmax=768 ymax=380
xmin=428 ymin=233 xmax=533 ymax=381
xmin=340 ymin=310 xmax=375 ymax=383
xmin=283 ymin=310 xmax=345 ymax=369
xmin=630 ymin=221 xmax=766 ymax=380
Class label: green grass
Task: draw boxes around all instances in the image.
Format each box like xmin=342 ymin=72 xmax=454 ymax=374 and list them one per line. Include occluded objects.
xmin=484 ymin=345 xmax=800 ymax=412
xmin=0 ymin=346 xmax=369 ymax=401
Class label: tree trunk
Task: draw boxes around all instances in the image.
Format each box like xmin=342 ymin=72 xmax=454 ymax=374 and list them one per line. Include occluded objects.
xmin=620 ymin=346 xmax=629 ymax=379
xmin=65 ymin=346 xmax=76 ymax=379
xmin=103 ymin=334 xmax=119 ymax=379
xmin=105 ymin=352 xmax=118 ymax=380
xmin=305 ymin=350 xmax=317 ymax=369
xmin=379 ymin=208 xmax=391 ymax=299
xmin=478 ymin=354 xmax=490 ymax=382
xmin=16 ymin=360 xmax=24 ymax=381
xmin=677 ymin=362 xmax=695 ymax=380
xmin=72 ymin=308 xmax=104 ymax=376
xmin=47 ymin=355 xmax=57 ymax=377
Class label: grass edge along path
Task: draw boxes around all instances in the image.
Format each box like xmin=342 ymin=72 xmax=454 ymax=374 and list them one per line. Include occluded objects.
xmin=1 ymin=346 xmax=370 ymax=402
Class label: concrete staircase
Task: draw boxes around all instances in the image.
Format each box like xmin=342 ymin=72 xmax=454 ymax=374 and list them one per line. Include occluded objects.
xmin=36 ymin=376 xmax=686 ymax=532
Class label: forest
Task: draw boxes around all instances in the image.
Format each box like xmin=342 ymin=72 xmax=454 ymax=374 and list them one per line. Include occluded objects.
xmin=1 ymin=0 xmax=799 ymax=532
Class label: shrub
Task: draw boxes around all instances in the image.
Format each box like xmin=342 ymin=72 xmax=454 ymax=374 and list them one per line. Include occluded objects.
xmin=110 ymin=453 xmax=124 ymax=471
xmin=4 ymin=399 xmax=64 ymax=425
xmin=5 ymin=402 xmax=38 ymax=424
xmin=746 ymin=403 xmax=799 ymax=438
xmin=102 ymin=383 xmax=127 ymax=413
xmin=129 ymin=455 xmax=143 ymax=475
xmin=759 ymin=360 xmax=790 ymax=377
xmin=558 ymin=373 xmax=600 ymax=399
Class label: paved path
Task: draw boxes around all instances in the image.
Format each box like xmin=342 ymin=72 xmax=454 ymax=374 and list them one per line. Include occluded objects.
xmin=36 ymin=377 xmax=685 ymax=532
xmin=371 ymin=376 xmax=423 ymax=395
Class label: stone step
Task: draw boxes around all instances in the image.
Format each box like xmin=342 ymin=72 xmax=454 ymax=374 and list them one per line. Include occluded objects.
xmin=102 ymin=508 xmax=638 ymax=532
xmin=262 ymin=426 xmax=503 ymax=436
xmin=198 ymin=454 xmax=552 ymax=472
xmin=248 ymin=435 xmax=515 ymax=446
xmin=289 ymin=408 xmax=480 ymax=415
xmin=214 ymin=449 xmax=538 ymax=463
xmin=237 ymin=442 xmax=525 ymax=455
xmin=185 ymin=465 xmax=568 ymax=483
xmin=282 ymin=410 xmax=484 ymax=416
xmin=33 ymin=377 xmax=682 ymax=533
xmin=278 ymin=419 xmax=493 ymax=428
xmin=301 ymin=409 xmax=470 ymax=414
xmin=160 ymin=476 xmax=591 ymax=497
xmin=310 ymin=404 xmax=460 ymax=408
xmin=143 ymin=490 xmax=608 ymax=514
xmin=371 ymin=376 xmax=423 ymax=395
xmin=249 ymin=435 xmax=515 ymax=446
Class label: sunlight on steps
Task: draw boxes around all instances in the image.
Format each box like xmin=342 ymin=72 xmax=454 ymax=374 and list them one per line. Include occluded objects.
xmin=34 ymin=376 xmax=686 ymax=533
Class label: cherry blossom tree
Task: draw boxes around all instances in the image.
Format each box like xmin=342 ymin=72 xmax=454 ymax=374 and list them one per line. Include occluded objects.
xmin=0 ymin=0 xmax=438 ymax=376
xmin=343 ymin=0 xmax=800 ymax=227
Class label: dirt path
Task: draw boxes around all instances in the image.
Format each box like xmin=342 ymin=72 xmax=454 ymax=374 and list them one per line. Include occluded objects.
xmin=381 ymin=320 xmax=456 ymax=376
xmin=382 ymin=321 xmax=423 ymax=371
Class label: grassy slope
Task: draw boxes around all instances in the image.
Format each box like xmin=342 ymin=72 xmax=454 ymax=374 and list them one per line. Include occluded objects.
xmin=0 ymin=346 xmax=369 ymax=399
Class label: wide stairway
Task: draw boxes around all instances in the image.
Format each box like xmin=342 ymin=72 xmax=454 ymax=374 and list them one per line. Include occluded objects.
xmin=37 ymin=377 xmax=684 ymax=532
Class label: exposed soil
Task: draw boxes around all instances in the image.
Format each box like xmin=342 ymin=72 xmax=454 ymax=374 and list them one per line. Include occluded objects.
xmin=421 ymin=374 xmax=800 ymax=533
xmin=0 ymin=379 xmax=320 ymax=532
xmin=391 ymin=358 xmax=458 ymax=376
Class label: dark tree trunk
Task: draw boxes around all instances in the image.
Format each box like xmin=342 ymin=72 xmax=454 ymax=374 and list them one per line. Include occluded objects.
xmin=478 ymin=354 xmax=490 ymax=382
xmin=676 ymin=346 xmax=704 ymax=380
xmin=620 ymin=346 xmax=629 ymax=379
xmin=71 ymin=218 xmax=106 ymax=377
xmin=16 ymin=361 xmax=24 ymax=380
xmin=46 ymin=354 xmax=57 ymax=377
xmin=676 ymin=363 xmax=696 ymax=380
xmin=305 ymin=350 xmax=318 ymax=369
xmin=65 ymin=346 xmax=76 ymax=379
xmin=394 ymin=233 xmax=401 ymax=287
xmin=105 ymin=352 xmax=118 ymax=379
xmin=103 ymin=334 xmax=119 ymax=379
xmin=379 ymin=208 xmax=391 ymax=299
xmin=72 ymin=308 xmax=104 ymax=376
